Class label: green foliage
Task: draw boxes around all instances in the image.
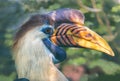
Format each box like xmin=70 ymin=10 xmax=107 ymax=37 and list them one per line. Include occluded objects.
xmin=68 ymin=57 xmax=87 ymax=65
xmin=0 ymin=72 xmax=16 ymax=81
xmin=89 ymin=59 xmax=120 ymax=75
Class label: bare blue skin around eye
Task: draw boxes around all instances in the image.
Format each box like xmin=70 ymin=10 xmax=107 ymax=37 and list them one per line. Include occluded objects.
xmin=40 ymin=24 xmax=54 ymax=35
xmin=42 ymin=38 xmax=67 ymax=64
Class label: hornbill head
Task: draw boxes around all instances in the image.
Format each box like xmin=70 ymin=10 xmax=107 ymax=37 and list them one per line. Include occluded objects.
xmin=13 ymin=9 xmax=114 ymax=66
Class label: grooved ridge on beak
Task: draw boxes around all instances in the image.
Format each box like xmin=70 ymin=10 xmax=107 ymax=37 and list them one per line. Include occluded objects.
xmin=51 ymin=23 xmax=115 ymax=56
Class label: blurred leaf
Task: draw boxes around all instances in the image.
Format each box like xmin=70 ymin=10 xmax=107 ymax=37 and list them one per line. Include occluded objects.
xmin=48 ymin=3 xmax=61 ymax=10
xmin=89 ymin=59 xmax=120 ymax=75
xmin=111 ymin=5 xmax=120 ymax=13
xmin=0 ymin=72 xmax=16 ymax=81
xmin=68 ymin=57 xmax=87 ymax=65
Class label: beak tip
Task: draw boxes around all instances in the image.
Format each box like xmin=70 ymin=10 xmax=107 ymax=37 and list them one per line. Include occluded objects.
xmin=111 ymin=52 xmax=115 ymax=57
xmin=106 ymin=51 xmax=115 ymax=57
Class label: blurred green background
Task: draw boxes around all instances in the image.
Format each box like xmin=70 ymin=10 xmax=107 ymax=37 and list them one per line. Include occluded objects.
xmin=0 ymin=0 xmax=120 ymax=81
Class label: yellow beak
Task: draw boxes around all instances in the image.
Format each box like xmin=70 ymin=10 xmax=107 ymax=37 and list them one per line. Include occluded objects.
xmin=51 ymin=23 xmax=114 ymax=56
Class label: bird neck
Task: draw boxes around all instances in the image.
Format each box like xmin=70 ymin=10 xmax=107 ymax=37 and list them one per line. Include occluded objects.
xmin=13 ymin=32 xmax=68 ymax=81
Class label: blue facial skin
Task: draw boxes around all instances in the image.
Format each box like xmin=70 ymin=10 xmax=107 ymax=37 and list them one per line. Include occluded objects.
xmin=40 ymin=24 xmax=66 ymax=64
xmin=42 ymin=38 xmax=67 ymax=64
xmin=40 ymin=24 xmax=54 ymax=36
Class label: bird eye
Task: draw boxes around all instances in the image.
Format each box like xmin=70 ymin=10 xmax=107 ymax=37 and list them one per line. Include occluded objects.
xmin=45 ymin=28 xmax=51 ymax=33
xmin=43 ymin=27 xmax=53 ymax=35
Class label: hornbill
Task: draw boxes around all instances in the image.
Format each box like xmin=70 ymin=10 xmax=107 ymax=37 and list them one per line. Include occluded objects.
xmin=12 ymin=8 xmax=114 ymax=81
